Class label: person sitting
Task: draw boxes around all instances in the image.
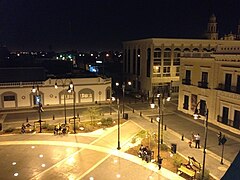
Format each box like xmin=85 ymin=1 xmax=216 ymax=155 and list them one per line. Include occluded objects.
xmin=62 ymin=125 xmax=67 ymax=134
xmin=54 ymin=125 xmax=59 ymax=135
xmin=145 ymin=146 xmax=152 ymax=163
xmin=138 ymin=145 xmax=145 ymax=158
xmin=141 ymin=146 xmax=147 ymax=160
xmin=21 ymin=123 xmax=26 ymax=133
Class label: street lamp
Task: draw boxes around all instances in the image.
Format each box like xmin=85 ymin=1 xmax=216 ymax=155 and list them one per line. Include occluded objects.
xmin=32 ymin=85 xmax=43 ymax=133
xmin=193 ymin=101 xmax=208 ymax=180
xmin=150 ymin=89 xmax=171 ymax=169
xmin=151 ymin=93 xmax=162 ymax=169
xmin=68 ymin=81 xmax=76 ymax=134
xmin=116 ymin=81 xmax=131 ymax=118
xmin=54 ymin=78 xmax=73 ymax=125
xmin=117 ymin=98 xmax=121 ymax=150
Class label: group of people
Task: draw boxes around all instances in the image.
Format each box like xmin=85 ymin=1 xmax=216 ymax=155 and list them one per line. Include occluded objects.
xmin=138 ymin=145 xmax=152 ymax=163
xmin=21 ymin=123 xmax=31 ymax=133
xmin=189 ymin=133 xmax=201 ymax=148
xmin=54 ymin=124 xmax=68 ymax=135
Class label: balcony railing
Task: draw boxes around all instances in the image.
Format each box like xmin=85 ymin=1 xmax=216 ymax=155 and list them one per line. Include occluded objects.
xmin=182 ymin=79 xmax=191 ymax=85
xmin=217 ymin=83 xmax=240 ymax=94
xmin=217 ymin=115 xmax=239 ymax=130
xmin=198 ymin=81 xmax=208 ymax=89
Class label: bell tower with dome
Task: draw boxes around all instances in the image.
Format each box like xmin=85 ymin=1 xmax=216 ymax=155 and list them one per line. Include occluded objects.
xmin=206 ymin=14 xmax=218 ymax=40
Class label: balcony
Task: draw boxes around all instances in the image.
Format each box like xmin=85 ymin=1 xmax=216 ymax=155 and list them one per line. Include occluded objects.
xmin=198 ymin=81 xmax=208 ymax=89
xmin=217 ymin=83 xmax=240 ymax=94
xmin=182 ymin=79 xmax=191 ymax=85
xmin=217 ymin=115 xmax=239 ymax=130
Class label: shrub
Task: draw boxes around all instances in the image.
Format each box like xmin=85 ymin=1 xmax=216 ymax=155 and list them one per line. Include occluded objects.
xmin=5 ymin=128 xmax=14 ymax=133
xmin=100 ymin=117 xmax=113 ymax=127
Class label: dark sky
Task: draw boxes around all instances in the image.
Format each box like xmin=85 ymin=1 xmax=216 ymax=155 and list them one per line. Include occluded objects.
xmin=0 ymin=0 xmax=240 ymax=51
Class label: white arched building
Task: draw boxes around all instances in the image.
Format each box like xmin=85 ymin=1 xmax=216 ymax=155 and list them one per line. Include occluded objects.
xmin=0 ymin=76 xmax=112 ymax=110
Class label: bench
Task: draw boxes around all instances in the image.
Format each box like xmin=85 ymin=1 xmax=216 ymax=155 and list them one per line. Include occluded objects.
xmin=188 ymin=156 xmax=201 ymax=173
xmin=178 ymin=163 xmax=196 ymax=179
xmin=177 ymin=156 xmax=201 ymax=179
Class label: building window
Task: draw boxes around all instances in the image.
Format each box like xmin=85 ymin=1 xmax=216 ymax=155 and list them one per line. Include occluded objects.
xmin=199 ymin=100 xmax=206 ymax=116
xmin=224 ymin=73 xmax=232 ymax=91
xmin=153 ymin=66 xmax=161 ymax=77
xmin=237 ymin=75 xmax=240 ymax=93
xmin=199 ymin=72 xmax=208 ymax=88
xmin=163 ymin=48 xmax=171 ymax=66
xmin=33 ymin=95 xmax=42 ymax=105
xmin=233 ymin=110 xmax=240 ymax=129
xmin=4 ymin=95 xmax=15 ymax=101
xmin=81 ymin=93 xmax=92 ymax=98
xmin=106 ymin=88 xmax=111 ymax=99
xmin=133 ymin=49 xmax=136 ymax=74
xmin=124 ymin=49 xmax=127 ymax=73
xmin=154 ymin=48 xmax=161 ymax=58
xmin=173 ymin=48 xmax=181 ymax=66
xmin=222 ymin=106 xmax=229 ymax=125
xmin=183 ymin=95 xmax=189 ymax=110
xmin=182 ymin=70 xmax=191 ymax=85
xmin=128 ymin=49 xmax=131 ymax=73
xmin=163 ymin=66 xmax=170 ymax=77
xmin=176 ymin=67 xmax=180 ymax=76
xmin=154 ymin=48 xmax=161 ymax=65
xmin=147 ymin=48 xmax=151 ymax=77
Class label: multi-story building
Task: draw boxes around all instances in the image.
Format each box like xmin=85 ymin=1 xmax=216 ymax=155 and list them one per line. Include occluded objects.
xmin=178 ymin=45 xmax=240 ymax=133
xmin=123 ymin=38 xmax=240 ymax=98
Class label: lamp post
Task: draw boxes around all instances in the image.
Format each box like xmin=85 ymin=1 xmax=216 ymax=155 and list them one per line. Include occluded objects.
xmin=68 ymin=81 xmax=76 ymax=134
xmin=151 ymin=94 xmax=162 ymax=169
xmin=150 ymin=87 xmax=171 ymax=169
xmin=54 ymin=79 xmax=73 ymax=125
xmin=193 ymin=101 xmax=208 ymax=180
xmin=32 ymin=85 xmax=43 ymax=133
xmin=117 ymin=98 xmax=121 ymax=150
xmin=116 ymin=81 xmax=131 ymax=118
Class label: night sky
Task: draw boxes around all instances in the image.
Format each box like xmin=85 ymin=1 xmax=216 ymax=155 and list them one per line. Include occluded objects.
xmin=0 ymin=0 xmax=240 ymax=51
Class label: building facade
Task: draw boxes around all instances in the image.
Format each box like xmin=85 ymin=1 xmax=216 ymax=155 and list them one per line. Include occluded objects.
xmin=178 ymin=45 xmax=240 ymax=134
xmin=122 ymin=38 xmax=240 ymax=98
xmin=0 ymin=77 xmax=112 ymax=110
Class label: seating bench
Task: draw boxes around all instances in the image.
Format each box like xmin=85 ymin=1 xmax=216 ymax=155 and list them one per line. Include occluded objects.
xmin=178 ymin=164 xmax=196 ymax=179
xmin=189 ymin=156 xmax=201 ymax=172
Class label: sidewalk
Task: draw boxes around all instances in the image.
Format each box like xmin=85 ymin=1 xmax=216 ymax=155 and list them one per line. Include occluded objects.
xmin=127 ymin=108 xmax=231 ymax=180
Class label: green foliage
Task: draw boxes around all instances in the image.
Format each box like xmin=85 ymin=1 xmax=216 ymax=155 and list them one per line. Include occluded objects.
xmin=82 ymin=106 xmax=102 ymax=123
xmin=131 ymin=137 xmax=137 ymax=144
xmin=100 ymin=117 xmax=113 ymax=127
xmin=5 ymin=128 xmax=14 ymax=133
xmin=172 ymin=154 xmax=183 ymax=167
xmin=78 ymin=121 xmax=99 ymax=132
xmin=161 ymin=144 xmax=169 ymax=151
xmin=45 ymin=124 xmax=55 ymax=131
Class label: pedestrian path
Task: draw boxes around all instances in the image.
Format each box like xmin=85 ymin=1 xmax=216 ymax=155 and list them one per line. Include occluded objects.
xmin=0 ymin=121 xmax=184 ymax=180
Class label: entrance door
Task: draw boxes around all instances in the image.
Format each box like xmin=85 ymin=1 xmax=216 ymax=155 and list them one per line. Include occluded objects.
xmin=222 ymin=107 xmax=229 ymax=125
xmin=233 ymin=110 xmax=240 ymax=129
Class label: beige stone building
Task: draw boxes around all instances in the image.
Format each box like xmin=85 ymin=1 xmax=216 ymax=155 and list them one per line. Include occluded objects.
xmin=122 ymin=38 xmax=240 ymax=99
xmin=122 ymin=14 xmax=240 ymax=98
xmin=178 ymin=45 xmax=240 ymax=133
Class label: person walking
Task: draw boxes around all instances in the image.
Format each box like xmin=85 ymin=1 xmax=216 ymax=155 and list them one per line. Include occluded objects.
xmin=195 ymin=133 xmax=201 ymax=148
xmin=189 ymin=132 xmax=195 ymax=148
